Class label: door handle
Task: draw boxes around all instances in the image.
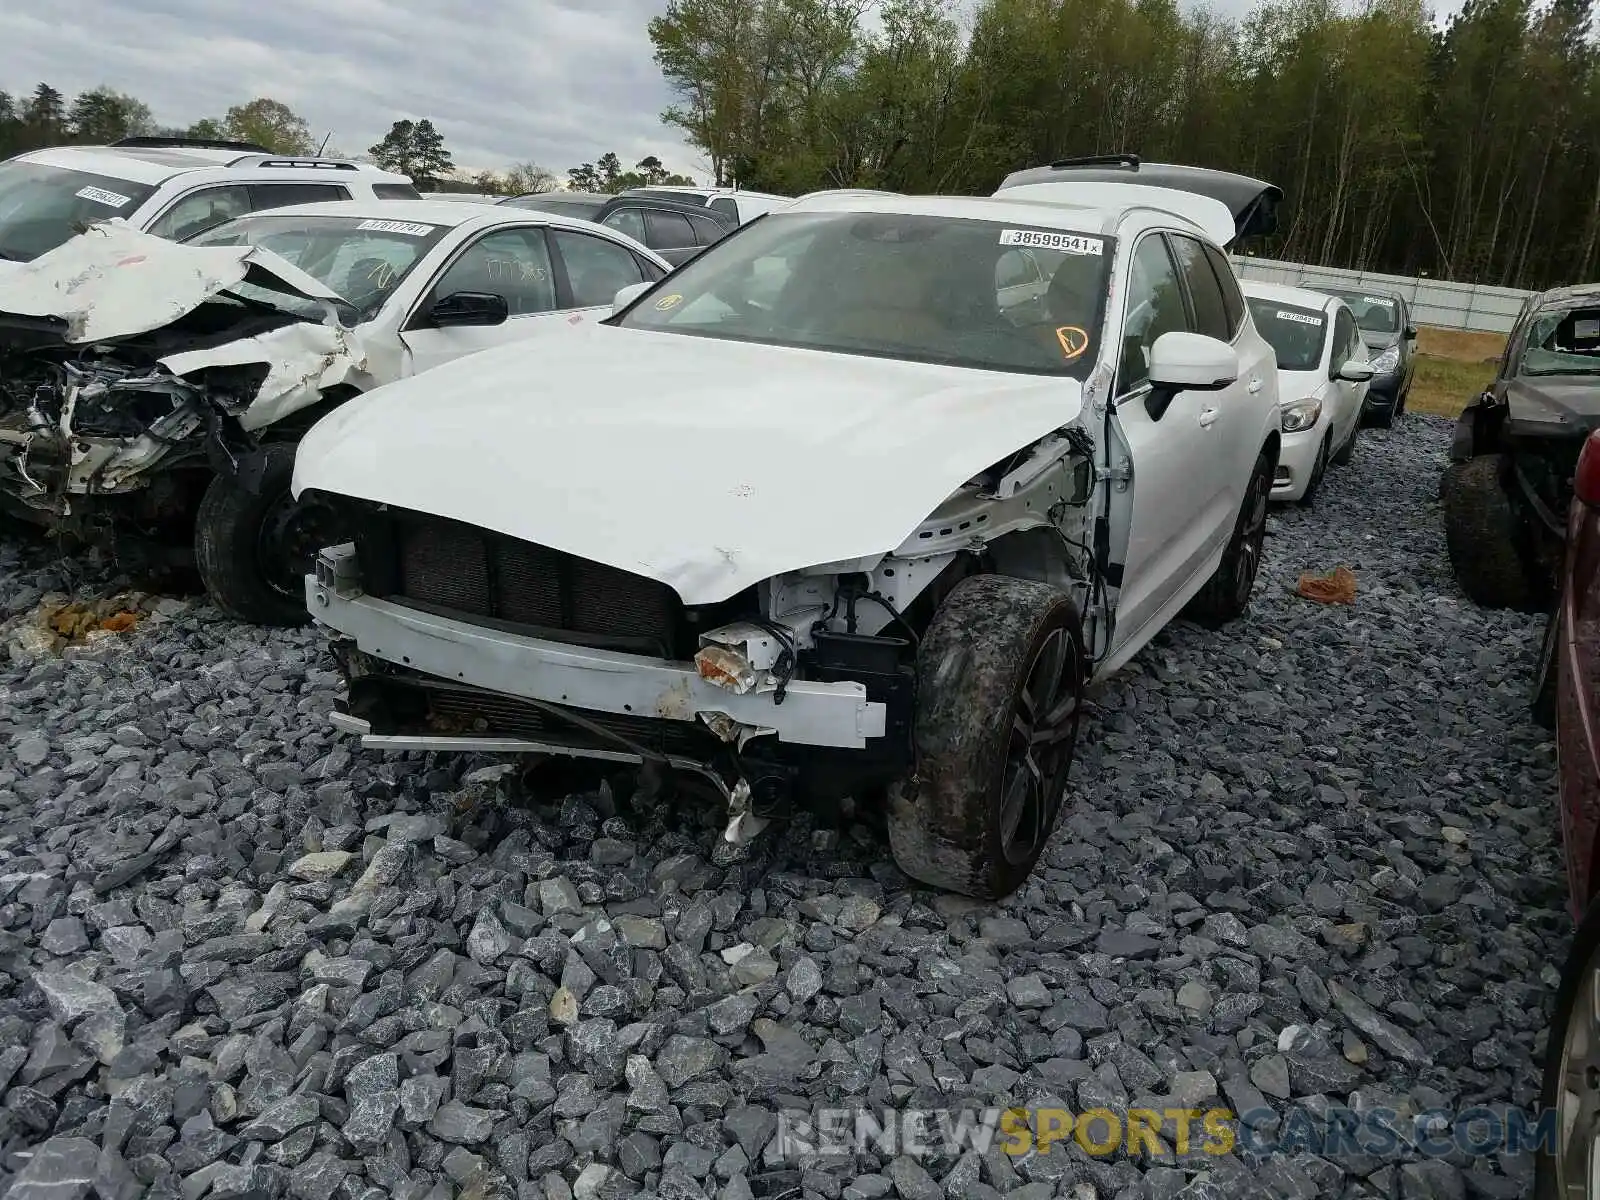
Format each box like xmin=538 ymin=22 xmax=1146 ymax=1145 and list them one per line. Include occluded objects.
xmin=1247 ymin=379 xmax=1264 ymax=394
xmin=1199 ymin=407 xmax=1219 ymax=428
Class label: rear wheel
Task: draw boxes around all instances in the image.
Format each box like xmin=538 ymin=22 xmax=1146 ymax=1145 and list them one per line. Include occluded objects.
xmin=195 ymin=442 xmax=342 ymax=627
xmin=886 ymin=575 xmax=1085 ymax=900
xmin=1187 ymin=449 xmax=1272 ymax=626
xmin=1441 ymin=454 xmax=1538 ymax=611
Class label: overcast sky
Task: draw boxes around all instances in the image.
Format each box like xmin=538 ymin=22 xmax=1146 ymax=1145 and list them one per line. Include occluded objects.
xmin=3 ymin=0 xmax=1464 ymax=184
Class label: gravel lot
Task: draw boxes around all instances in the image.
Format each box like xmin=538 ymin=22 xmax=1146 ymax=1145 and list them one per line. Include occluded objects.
xmin=0 ymin=413 xmax=1565 ymax=1200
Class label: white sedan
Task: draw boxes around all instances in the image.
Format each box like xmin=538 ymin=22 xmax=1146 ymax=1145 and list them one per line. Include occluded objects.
xmin=295 ymin=176 xmax=1286 ymax=899
xmin=1240 ymin=280 xmax=1374 ymax=503
xmin=0 ymin=200 xmax=671 ymax=625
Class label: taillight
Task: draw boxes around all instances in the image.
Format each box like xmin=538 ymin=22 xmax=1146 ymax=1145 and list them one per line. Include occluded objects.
xmin=1577 ymin=430 xmax=1600 ymax=507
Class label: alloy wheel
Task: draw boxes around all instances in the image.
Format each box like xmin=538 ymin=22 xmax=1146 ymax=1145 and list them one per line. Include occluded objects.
xmin=997 ymin=627 xmax=1083 ymax=867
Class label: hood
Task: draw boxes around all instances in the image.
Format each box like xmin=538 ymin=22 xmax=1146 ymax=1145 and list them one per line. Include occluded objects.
xmin=294 ymin=324 xmax=1086 ymax=606
xmin=0 ymin=220 xmax=345 ymax=345
xmin=1362 ymin=330 xmax=1401 ymax=352
xmin=1505 ymin=376 xmax=1600 ymax=438
xmin=1275 ymin=367 xmax=1329 ymax=401
xmin=994 ymin=161 xmax=1282 ymax=246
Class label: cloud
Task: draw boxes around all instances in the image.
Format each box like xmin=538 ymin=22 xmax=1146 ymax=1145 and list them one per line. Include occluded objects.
xmin=0 ymin=0 xmax=712 ymax=180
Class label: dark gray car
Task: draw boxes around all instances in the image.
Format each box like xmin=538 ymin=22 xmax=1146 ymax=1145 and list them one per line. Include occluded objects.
xmin=501 ymin=192 xmax=735 ymax=267
xmin=1323 ymin=287 xmax=1417 ymax=427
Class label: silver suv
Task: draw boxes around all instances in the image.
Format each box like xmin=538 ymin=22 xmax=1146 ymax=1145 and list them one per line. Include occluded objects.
xmin=0 ymin=136 xmax=420 ymax=264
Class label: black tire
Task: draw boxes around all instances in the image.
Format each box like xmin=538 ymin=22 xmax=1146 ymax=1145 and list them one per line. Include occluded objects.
xmin=1187 ymin=448 xmax=1272 ymax=626
xmin=1535 ymin=900 xmax=1600 ymax=1198
xmin=886 ymin=575 xmax=1085 ymax=900
xmin=1331 ymin=420 xmax=1358 ymax=466
xmin=1299 ymin=434 xmax=1330 ymax=506
xmin=194 ymin=442 xmax=338 ymax=627
xmin=1441 ymin=454 xmax=1539 ymax=611
xmin=1533 ymin=604 xmax=1561 ymax=729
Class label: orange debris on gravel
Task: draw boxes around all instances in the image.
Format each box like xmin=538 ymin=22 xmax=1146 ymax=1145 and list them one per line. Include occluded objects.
xmin=1296 ymin=565 xmax=1358 ymax=605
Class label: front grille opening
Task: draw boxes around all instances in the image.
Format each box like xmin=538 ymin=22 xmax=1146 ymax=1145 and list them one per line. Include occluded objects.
xmin=357 ymin=507 xmax=686 ymax=657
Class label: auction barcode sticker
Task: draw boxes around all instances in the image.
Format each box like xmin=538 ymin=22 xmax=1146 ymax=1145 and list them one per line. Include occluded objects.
xmin=357 ymin=219 xmax=435 ymax=237
xmin=999 ymin=229 xmax=1104 ymax=255
xmin=75 ymin=186 xmax=131 ymax=208
xmin=1361 ymin=295 xmax=1395 ymax=306
xmin=1276 ymin=309 xmax=1322 ymax=326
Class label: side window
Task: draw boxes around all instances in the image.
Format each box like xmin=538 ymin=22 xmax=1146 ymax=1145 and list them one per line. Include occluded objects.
xmin=1201 ymin=242 xmax=1245 ymax=336
xmin=687 ymin=212 xmax=728 ymax=246
xmin=246 ymin=183 xmax=348 ymax=211
xmin=709 ymin=197 xmax=739 ymax=221
xmin=373 ymin=183 xmax=423 ymax=200
xmin=551 ymin=230 xmax=645 ymax=309
xmin=601 ymin=208 xmax=647 ymax=244
xmin=645 ymin=209 xmax=696 ymax=250
xmin=429 ymin=228 xmax=556 ymax=316
xmin=147 ymin=185 xmax=251 ymax=240
xmin=1117 ymin=235 xmax=1187 ymax=395
xmin=1332 ymin=309 xmax=1358 ymax=373
xmin=636 ymin=254 xmax=667 ymax=283
xmin=1169 ymin=235 xmax=1230 ymax=342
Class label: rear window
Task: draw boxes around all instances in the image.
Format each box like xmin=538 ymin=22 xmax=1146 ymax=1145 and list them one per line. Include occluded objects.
xmin=0 ymin=159 xmax=158 ymax=261
xmin=373 ymin=183 xmax=423 ymax=200
xmin=1246 ymin=297 xmax=1329 ymax=371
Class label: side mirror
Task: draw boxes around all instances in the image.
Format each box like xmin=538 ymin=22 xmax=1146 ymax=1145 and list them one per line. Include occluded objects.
xmin=1404 ymin=325 xmax=1418 ymax=340
xmin=1145 ymin=332 xmax=1240 ymax=421
xmin=428 ymin=291 xmax=508 ymax=328
xmin=611 ymin=282 xmax=652 ymax=315
xmin=1337 ymin=359 xmax=1375 ymax=383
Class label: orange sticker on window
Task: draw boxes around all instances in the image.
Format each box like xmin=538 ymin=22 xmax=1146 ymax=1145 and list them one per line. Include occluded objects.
xmin=1056 ymin=326 xmax=1089 ymax=359
xmin=655 ymin=294 xmax=683 ymax=311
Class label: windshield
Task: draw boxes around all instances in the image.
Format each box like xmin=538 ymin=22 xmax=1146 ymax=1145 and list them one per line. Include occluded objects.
xmin=1246 ymin=298 xmax=1328 ymax=371
xmin=0 ymin=159 xmax=158 ymax=262
xmin=186 ymin=213 xmax=450 ymax=322
xmin=615 ymin=211 xmax=1113 ymax=376
xmin=1331 ymin=290 xmax=1399 ymax=334
xmin=1518 ymin=306 xmax=1600 ymax=376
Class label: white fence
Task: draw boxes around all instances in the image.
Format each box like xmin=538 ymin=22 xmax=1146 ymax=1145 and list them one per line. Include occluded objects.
xmin=1229 ymin=254 xmax=1531 ymax=335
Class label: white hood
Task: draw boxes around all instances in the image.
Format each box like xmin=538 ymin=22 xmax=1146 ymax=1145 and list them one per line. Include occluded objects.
xmin=294 ymin=324 xmax=1085 ymax=606
xmin=1275 ymin=367 xmax=1329 ymax=405
xmin=0 ymin=220 xmax=345 ymax=344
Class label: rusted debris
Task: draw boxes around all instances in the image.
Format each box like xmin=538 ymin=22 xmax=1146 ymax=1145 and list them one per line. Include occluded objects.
xmin=1296 ymin=565 xmax=1358 ymax=605
xmin=2 ymin=590 xmax=187 ymax=661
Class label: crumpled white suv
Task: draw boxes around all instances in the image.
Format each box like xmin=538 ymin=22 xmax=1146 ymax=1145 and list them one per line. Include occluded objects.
xmin=295 ymin=163 xmax=1285 ymax=899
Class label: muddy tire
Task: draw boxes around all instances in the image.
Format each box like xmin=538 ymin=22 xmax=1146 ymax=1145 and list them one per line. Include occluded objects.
xmin=1187 ymin=448 xmax=1273 ymax=626
xmin=1532 ymin=605 xmax=1561 ymax=729
xmin=194 ymin=442 xmax=333 ymax=627
xmin=1441 ymin=454 xmax=1538 ymax=611
xmin=886 ymin=575 xmax=1085 ymax=900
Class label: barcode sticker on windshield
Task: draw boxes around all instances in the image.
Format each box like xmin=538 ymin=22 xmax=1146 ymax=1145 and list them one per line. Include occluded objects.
xmin=1361 ymin=295 xmax=1395 ymax=306
xmin=356 ymin=219 xmax=435 ymax=237
xmin=75 ymin=186 xmax=131 ymax=208
xmin=999 ymin=229 xmax=1104 ymax=255
xmin=1277 ymin=309 xmax=1322 ymax=326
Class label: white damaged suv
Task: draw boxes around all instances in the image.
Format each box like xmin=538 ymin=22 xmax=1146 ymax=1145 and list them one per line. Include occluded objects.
xmin=295 ymin=165 xmax=1285 ymax=899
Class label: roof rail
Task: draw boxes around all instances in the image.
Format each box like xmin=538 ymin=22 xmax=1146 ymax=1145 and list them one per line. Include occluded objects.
xmin=256 ymin=159 xmax=360 ymax=171
xmin=111 ymin=135 xmax=273 ymax=154
xmin=1047 ymin=153 xmax=1141 ymax=171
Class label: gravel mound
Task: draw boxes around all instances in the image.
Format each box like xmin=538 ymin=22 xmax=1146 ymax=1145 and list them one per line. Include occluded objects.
xmin=0 ymin=414 xmax=1563 ymax=1200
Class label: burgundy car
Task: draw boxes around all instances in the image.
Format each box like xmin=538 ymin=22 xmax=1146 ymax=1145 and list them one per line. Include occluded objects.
xmin=1537 ymin=426 xmax=1600 ymax=1196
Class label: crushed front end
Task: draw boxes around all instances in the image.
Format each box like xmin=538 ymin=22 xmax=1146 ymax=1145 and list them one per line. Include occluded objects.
xmin=0 ymin=336 xmax=271 ymax=538
xmin=307 ymin=500 xmax=927 ymax=842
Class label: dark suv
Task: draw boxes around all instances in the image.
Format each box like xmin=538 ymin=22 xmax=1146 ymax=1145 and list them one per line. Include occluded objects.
xmin=501 ymin=192 xmax=735 ymax=266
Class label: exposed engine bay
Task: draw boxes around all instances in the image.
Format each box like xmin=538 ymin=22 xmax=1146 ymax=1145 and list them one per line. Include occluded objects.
xmin=0 ymin=221 xmax=367 ymax=537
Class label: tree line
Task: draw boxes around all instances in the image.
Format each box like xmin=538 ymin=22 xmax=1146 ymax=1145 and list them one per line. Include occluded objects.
xmin=649 ymin=0 xmax=1600 ymax=290
xmin=0 ymin=83 xmax=679 ymax=198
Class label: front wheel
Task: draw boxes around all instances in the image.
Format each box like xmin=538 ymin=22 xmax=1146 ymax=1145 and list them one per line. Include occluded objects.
xmin=886 ymin=575 xmax=1086 ymax=900
xmin=1187 ymin=449 xmax=1273 ymax=626
xmin=1299 ymin=435 xmax=1330 ymax=506
xmin=1441 ymin=454 xmax=1539 ymax=611
xmin=1331 ymin=419 xmax=1358 ymax=466
xmin=194 ymin=442 xmax=341 ymax=626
